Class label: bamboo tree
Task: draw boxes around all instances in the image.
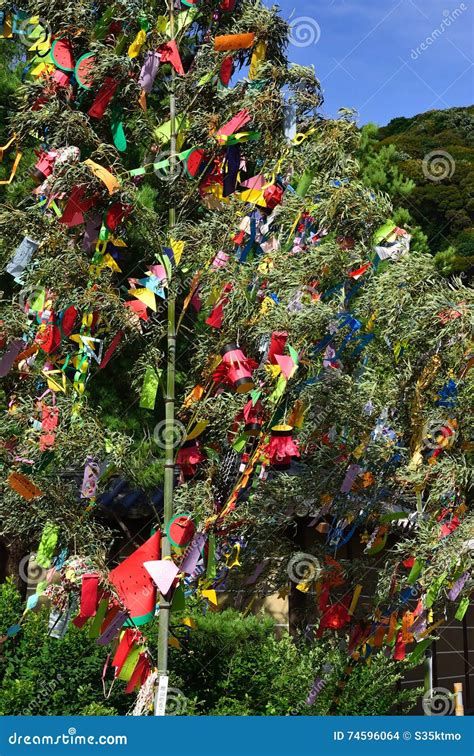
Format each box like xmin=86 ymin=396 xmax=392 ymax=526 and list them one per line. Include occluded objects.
xmin=155 ymin=0 xmax=177 ymax=707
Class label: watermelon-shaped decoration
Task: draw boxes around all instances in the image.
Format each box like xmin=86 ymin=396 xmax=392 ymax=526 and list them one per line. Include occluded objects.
xmin=50 ymin=38 xmax=74 ymax=71
xmin=166 ymin=514 xmax=196 ymax=548
xmin=184 ymin=147 xmax=207 ymax=179
xmin=181 ymin=0 xmax=198 ymax=5
xmin=75 ymin=52 xmax=95 ymax=89
xmin=219 ymin=56 xmax=233 ymax=86
xmin=109 ymin=530 xmax=160 ymax=626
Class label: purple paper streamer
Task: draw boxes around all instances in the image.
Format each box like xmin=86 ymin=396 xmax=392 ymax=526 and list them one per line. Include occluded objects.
xmin=411 ymin=612 xmax=427 ymax=637
xmin=82 ymin=214 xmax=101 ymax=251
xmin=447 ymin=571 xmax=470 ymax=601
xmin=0 ymin=339 xmax=25 ymax=377
xmin=340 ymin=463 xmax=362 ymax=493
xmin=180 ymin=533 xmax=207 ymax=575
xmin=139 ymin=52 xmax=161 ymax=93
xmin=95 ymin=610 xmax=128 ymax=645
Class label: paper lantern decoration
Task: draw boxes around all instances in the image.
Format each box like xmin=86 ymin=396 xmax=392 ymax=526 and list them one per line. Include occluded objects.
xmin=30 ymin=150 xmax=56 ymax=183
xmin=176 ymin=440 xmax=205 ymax=478
xmin=242 ymin=398 xmax=264 ymax=435
xmin=166 ymin=513 xmax=196 ymax=548
xmin=265 ymin=424 xmax=300 ymax=469
xmin=108 ymin=531 xmax=160 ymax=626
xmin=267 ymin=331 xmax=288 ymax=364
xmin=184 ymin=147 xmax=207 ymax=179
xmin=213 ymin=344 xmax=257 ymax=393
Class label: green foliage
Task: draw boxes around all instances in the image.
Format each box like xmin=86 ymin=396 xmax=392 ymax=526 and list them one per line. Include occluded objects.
xmin=377 ymin=106 xmax=474 ymax=262
xmin=358 ymin=124 xmax=416 ymax=198
xmin=168 ymin=609 xmax=419 ymax=715
xmin=0 ymin=579 xmax=128 ymax=716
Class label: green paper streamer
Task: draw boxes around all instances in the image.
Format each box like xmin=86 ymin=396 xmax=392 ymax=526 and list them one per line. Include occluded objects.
xmin=88 ymin=598 xmax=109 ymax=639
xmin=232 ymin=434 xmax=247 ymax=452
xmin=455 ymin=596 xmax=469 ymax=621
xmin=36 ymin=522 xmax=59 ymax=568
xmin=425 ymin=572 xmax=447 ymax=608
xmin=206 ymin=532 xmax=216 ymax=579
xmin=295 ymin=169 xmax=315 ymax=198
xmin=111 ymin=110 xmax=127 ymax=153
xmin=407 ymin=558 xmax=424 ymax=585
xmin=171 ymin=585 xmax=186 ymax=612
xmin=288 ymin=344 xmax=299 ymax=366
xmin=139 ymin=367 xmax=159 ymax=410
xmin=117 ymin=645 xmax=141 ymax=681
xmin=268 ymin=374 xmax=287 ymax=404
xmin=408 ymin=637 xmax=433 ymax=665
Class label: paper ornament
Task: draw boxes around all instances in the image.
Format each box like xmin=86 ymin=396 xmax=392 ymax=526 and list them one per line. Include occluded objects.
xmin=109 ymin=531 xmax=161 ymax=625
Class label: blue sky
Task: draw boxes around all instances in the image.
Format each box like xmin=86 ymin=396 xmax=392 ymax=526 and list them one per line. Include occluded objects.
xmin=276 ymin=0 xmax=473 ymax=125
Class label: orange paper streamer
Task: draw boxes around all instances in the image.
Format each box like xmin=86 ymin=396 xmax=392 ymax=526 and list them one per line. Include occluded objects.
xmin=8 ymin=472 xmax=42 ymax=500
xmin=214 ymin=33 xmax=255 ymax=51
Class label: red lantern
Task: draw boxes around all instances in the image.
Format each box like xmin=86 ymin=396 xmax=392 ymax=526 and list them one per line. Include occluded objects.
xmin=30 ymin=150 xmax=56 ymax=184
xmin=176 ymin=439 xmax=205 ymax=478
xmin=243 ymin=398 xmax=264 ymax=435
xmin=265 ymin=424 xmax=300 ymax=469
xmin=213 ymin=344 xmax=257 ymax=393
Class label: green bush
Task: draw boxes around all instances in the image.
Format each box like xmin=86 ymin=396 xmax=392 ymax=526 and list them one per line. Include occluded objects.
xmin=169 ymin=609 xmax=420 ymax=716
xmin=0 ymin=583 xmax=420 ymax=716
xmin=0 ymin=579 xmax=129 ymax=715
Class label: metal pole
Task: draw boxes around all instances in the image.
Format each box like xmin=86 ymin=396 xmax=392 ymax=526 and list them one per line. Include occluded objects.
xmin=155 ymin=0 xmax=177 ymax=715
xmin=423 ymin=648 xmax=433 ymax=715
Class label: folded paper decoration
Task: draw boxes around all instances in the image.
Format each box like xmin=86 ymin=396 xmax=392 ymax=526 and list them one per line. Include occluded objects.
xmin=108 ymin=531 xmax=160 ymax=625
xmin=144 ymin=559 xmax=179 ymax=595
xmin=157 ymin=40 xmax=185 ymax=76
